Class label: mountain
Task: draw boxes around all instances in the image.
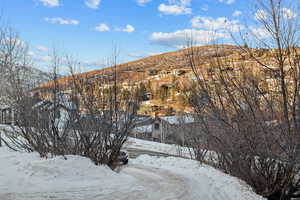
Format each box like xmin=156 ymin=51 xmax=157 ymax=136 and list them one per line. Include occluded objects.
xmin=37 ymin=44 xmax=272 ymax=116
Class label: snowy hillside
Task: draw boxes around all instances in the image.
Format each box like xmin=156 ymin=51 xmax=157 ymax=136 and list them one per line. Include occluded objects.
xmin=0 ymin=144 xmax=264 ymax=200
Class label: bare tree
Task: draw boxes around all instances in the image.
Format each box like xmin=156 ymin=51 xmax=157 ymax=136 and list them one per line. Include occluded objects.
xmin=0 ymin=22 xmax=37 ymax=148
xmin=0 ymin=20 xmax=139 ymax=170
xmin=1 ymin=49 xmax=77 ymax=157
xmin=66 ymin=52 xmax=140 ymax=169
xmin=185 ymin=0 xmax=300 ymax=199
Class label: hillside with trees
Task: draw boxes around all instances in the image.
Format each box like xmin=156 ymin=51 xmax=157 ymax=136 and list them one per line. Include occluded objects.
xmin=37 ymin=44 xmax=299 ymax=117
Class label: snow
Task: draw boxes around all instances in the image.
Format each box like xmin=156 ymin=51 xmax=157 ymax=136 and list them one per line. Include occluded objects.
xmin=160 ymin=115 xmax=194 ymax=125
xmin=133 ymin=125 xmax=153 ymax=133
xmin=126 ymin=137 xmax=193 ymax=157
xmin=141 ymin=100 xmax=152 ymax=105
xmin=0 ymin=147 xmax=136 ymax=200
xmin=0 ymin=144 xmax=264 ymax=200
xmin=131 ymin=155 xmax=264 ymax=200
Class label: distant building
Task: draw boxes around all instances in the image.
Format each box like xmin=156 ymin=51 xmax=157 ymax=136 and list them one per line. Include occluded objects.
xmin=130 ymin=114 xmax=199 ymax=145
xmin=0 ymin=106 xmax=15 ymax=125
xmin=148 ymin=69 xmax=159 ymax=76
xmin=130 ymin=116 xmax=155 ymax=140
xmin=0 ymin=94 xmax=78 ymax=127
xmin=152 ymin=115 xmax=196 ymax=144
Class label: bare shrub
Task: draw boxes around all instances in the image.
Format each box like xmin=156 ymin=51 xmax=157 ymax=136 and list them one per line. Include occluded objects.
xmin=184 ymin=0 xmax=300 ymax=199
xmin=61 ymin=55 xmax=140 ymax=169
xmin=0 ymin=36 xmax=139 ymax=169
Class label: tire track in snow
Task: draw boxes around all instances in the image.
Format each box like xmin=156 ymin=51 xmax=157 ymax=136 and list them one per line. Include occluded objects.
xmin=120 ymin=164 xmax=190 ymax=200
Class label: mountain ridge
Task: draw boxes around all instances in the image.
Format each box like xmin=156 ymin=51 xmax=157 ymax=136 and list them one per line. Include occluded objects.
xmin=38 ymin=44 xmax=247 ymax=88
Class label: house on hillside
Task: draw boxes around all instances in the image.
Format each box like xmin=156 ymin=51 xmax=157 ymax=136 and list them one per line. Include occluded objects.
xmin=0 ymin=106 xmax=15 ymax=125
xmin=0 ymin=95 xmax=41 ymax=125
xmin=148 ymin=69 xmax=159 ymax=76
xmin=152 ymin=115 xmax=197 ymax=144
xmin=31 ymin=99 xmax=77 ymax=129
xmin=130 ymin=115 xmax=155 ymax=140
xmin=130 ymin=114 xmax=198 ymax=144
xmin=0 ymin=93 xmax=78 ymax=127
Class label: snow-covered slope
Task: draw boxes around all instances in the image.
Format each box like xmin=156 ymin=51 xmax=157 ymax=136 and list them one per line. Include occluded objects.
xmin=0 ymin=146 xmax=264 ymax=200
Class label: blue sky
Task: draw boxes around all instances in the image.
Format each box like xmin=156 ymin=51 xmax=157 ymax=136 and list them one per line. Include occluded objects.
xmin=1 ymin=0 xmax=297 ymax=72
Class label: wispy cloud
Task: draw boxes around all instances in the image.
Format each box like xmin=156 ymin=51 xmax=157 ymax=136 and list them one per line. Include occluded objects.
xmin=36 ymin=45 xmax=48 ymax=52
xmin=136 ymin=0 xmax=152 ymax=6
xmin=95 ymin=23 xmax=110 ymax=32
xmin=27 ymin=51 xmax=36 ymax=57
xmin=232 ymin=10 xmax=242 ymax=17
xmin=201 ymin=4 xmax=209 ymax=11
xmin=38 ymin=0 xmax=60 ymax=7
xmin=85 ymin=0 xmax=101 ymax=9
xmin=44 ymin=17 xmax=80 ymax=25
xmin=218 ymin=0 xmax=235 ymax=4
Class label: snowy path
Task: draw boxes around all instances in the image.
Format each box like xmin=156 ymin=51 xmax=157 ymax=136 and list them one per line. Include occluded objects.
xmin=0 ymin=164 xmax=189 ymax=200
xmin=120 ymin=164 xmax=189 ymax=200
xmin=0 ymin=147 xmax=264 ymax=200
xmin=0 ymin=164 xmax=231 ymax=200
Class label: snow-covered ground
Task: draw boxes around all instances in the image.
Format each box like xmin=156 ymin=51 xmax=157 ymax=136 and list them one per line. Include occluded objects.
xmin=0 ymin=146 xmax=264 ymax=200
xmin=126 ymin=137 xmax=192 ymax=157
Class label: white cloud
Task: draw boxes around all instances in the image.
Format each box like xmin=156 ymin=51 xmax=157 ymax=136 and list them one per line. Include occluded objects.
xmin=36 ymin=45 xmax=48 ymax=52
xmin=158 ymin=4 xmax=191 ymax=15
xmin=282 ymin=8 xmax=297 ymax=19
xmin=123 ymin=25 xmax=135 ymax=33
xmin=158 ymin=0 xmax=192 ymax=15
xmin=232 ymin=10 xmax=242 ymax=17
xmin=27 ymin=51 xmax=36 ymax=57
xmin=97 ymin=24 xmax=135 ymax=33
xmin=218 ymin=0 xmax=235 ymax=4
xmin=150 ymin=29 xmax=229 ymax=48
xmin=191 ymin=16 xmax=243 ymax=32
xmin=44 ymin=17 xmax=80 ymax=25
xmin=254 ymin=9 xmax=268 ymax=21
xmin=175 ymin=0 xmax=191 ymax=6
xmin=39 ymin=0 xmax=60 ymax=7
xmin=95 ymin=23 xmax=110 ymax=32
xmin=37 ymin=55 xmax=53 ymax=62
xmin=255 ymin=8 xmax=297 ymax=21
xmin=250 ymin=26 xmax=271 ymax=39
xmin=136 ymin=0 xmax=152 ymax=6
xmin=85 ymin=0 xmax=101 ymax=9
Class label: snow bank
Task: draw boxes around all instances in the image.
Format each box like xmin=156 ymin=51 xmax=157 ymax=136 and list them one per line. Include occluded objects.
xmin=131 ymin=155 xmax=265 ymax=200
xmin=0 ymin=147 xmax=135 ymax=197
xmin=0 ymin=140 xmax=264 ymax=200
